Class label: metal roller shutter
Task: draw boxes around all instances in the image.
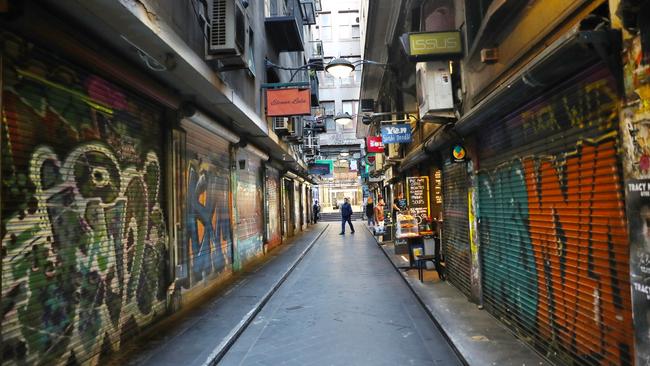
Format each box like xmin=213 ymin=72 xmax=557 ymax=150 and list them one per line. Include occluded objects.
xmin=476 ymin=65 xmax=633 ymax=366
xmin=294 ymin=182 xmax=301 ymax=232
xmin=235 ymin=150 xmax=264 ymax=266
xmin=265 ymin=166 xmax=282 ymax=250
xmin=1 ymin=33 xmax=168 ymax=365
xmin=442 ymin=161 xmax=472 ymax=298
xmin=181 ymin=119 xmax=233 ymax=288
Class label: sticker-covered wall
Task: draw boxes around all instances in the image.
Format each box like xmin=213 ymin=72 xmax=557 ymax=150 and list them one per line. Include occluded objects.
xmin=1 ymin=33 xmax=168 ymax=365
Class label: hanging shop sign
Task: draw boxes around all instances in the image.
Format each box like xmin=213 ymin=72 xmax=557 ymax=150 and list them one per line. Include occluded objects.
xmin=365 ymin=153 xmax=376 ymax=165
xmin=311 ymin=159 xmax=334 ymax=177
xmin=368 ymin=175 xmax=385 ymax=182
xmin=406 ymin=176 xmax=430 ymax=220
xmin=451 ymin=144 xmax=467 ymax=162
xmin=367 ymin=136 xmax=385 ymax=153
xmin=350 ymin=160 xmax=358 ymax=171
xmin=381 ymin=124 xmax=412 ymax=144
xmin=402 ymin=31 xmax=463 ymax=62
xmin=308 ymin=162 xmax=331 ymax=175
xmin=266 ymin=88 xmax=311 ymax=117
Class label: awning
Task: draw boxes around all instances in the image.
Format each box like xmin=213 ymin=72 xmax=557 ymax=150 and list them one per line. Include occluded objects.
xmin=454 ymin=29 xmax=622 ymax=136
xmin=398 ymin=143 xmax=427 ymax=173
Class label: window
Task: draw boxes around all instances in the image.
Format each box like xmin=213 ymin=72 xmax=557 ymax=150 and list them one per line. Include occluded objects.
xmin=318 ymin=57 xmax=336 ymax=87
xmin=340 ymin=56 xmax=361 ymax=86
xmin=338 ymin=10 xmax=359 ymax=39
xmin=464 ymin=0 xmax=493 ymax=46
xmin=321 ymin=100 xmax=335 ymax=131
xmin=247 ymin=27 xmax=256 ymax=76
xmin=341 ymin=100 xmax=359 ymax=131
xmin=317 ymin=12 xmax=332 ymax=40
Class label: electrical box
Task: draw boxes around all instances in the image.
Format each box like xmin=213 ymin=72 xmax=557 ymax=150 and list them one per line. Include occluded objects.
xmin=416 ymin=61 xmax=454 ymax=120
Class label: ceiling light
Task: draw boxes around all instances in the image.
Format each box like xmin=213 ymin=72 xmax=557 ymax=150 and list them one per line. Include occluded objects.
xmin=325 ymin=57 xmax=355 ymax=78
xmin=340 ymin=151 xmax=350 ymax=157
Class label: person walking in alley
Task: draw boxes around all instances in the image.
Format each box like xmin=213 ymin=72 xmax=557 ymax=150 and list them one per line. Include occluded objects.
xmin=365 ymin=197 xmax=375 ymax=226
xmin=340 ymin=197 xmax=355 ymax=235
xmin=313 ymin=200 xmax=320 ymax=223
xmin=392 ymin=192 xmax=405 ymax=223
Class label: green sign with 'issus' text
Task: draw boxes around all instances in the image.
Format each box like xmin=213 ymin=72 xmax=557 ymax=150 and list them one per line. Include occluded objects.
xmin=408 ymin=31 xmax=462 ymax=57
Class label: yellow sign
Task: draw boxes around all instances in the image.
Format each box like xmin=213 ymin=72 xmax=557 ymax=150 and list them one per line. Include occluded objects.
xmin=408 ymin=31 xmax=462 ymax=57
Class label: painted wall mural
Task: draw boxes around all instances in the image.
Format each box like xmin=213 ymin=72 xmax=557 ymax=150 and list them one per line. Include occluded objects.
xmin=479 ymin=134 xmax=632 ymax=366
xmin=1 ymin=33 xmax=167 ymax=365
xmin=265 ymin=168 xmax=282 ymax=250
xmin=186 ymin=160 xmax=232 ymax=286
xmin=235 ymin=152 xmax=264 ymax=266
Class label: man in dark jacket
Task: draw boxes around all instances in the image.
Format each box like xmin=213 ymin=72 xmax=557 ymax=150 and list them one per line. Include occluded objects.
xmin=340 ymin=197 xmax=355 ymax=235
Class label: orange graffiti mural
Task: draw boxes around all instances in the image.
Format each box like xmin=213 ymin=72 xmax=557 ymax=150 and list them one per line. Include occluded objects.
xmin=524 ymin=135 xmax=633 ymax=365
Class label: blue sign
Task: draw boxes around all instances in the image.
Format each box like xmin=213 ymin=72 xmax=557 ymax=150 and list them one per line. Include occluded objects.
xmin=381 ymin=124 xmax=412 ymax=144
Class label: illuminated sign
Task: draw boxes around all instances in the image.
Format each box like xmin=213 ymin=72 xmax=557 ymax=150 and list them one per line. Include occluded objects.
xmin=381 ymin=124 xmax=412 ymax=144
xmin=266 ymin=88 xmax=311 ymax=117
xmin=403 ymin=31 xmax=463 ymax=61
xmin=367 ymin=136 xmax=384 ymax=153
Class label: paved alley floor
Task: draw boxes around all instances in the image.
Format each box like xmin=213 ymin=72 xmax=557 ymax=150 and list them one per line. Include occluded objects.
xmin=220 ymin=223 xmax=462 ymax=366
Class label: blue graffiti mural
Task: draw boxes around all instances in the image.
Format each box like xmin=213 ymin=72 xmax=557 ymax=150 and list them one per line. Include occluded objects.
xmin=186 ymin=162 xmax=232 ymax=285
xmin=478 ymin=159 xmax=539 ymax=330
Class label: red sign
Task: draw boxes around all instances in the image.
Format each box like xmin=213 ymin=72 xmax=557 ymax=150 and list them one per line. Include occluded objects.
xmin=266 ymin=88 xmax=311 ymax=117
xmin=367 ymin=136 xmax=384 ymax=153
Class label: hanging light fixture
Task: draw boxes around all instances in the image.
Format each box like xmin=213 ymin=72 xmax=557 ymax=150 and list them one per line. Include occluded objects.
xmin=334 ymin=112 xmax=353 ymax=125
xmin=340 ymin=151 xmax=350 ymax=157
xmin=325 ymin=57 xmax=355 ymax=78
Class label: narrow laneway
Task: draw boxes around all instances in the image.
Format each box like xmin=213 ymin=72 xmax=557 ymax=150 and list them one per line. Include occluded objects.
xmin=220 ymin=224 xmax=462 ymax=365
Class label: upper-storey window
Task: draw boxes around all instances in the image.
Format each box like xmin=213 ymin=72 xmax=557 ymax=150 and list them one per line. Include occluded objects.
xmin=464 ymin=0 xmax=493 ymax=46
xmin=338 ymin=10 xmax=360 ymax=39
xmin=315 ymin=12 xmax=332 ymax=41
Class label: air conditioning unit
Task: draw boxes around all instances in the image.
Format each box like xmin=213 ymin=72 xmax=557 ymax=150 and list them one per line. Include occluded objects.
xmin=273 ymin=117 xmax=290 ymax=135
xmin=416 ymin=61 xmax=454 ymax=120
xmin=206 ymin=0 xmax=249 ymax=69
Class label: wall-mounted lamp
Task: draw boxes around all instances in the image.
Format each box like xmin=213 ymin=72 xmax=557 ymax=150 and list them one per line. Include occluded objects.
xmin=265 ymin=57 xmax=388 ymax=82
xmin=334 ymin=112 xmax=353 ymax=125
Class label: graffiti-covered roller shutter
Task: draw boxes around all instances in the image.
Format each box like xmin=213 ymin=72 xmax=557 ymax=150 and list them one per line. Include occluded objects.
xmin=1 ymin=33 xmax=168 ymax=365
xmin=442 ymin=161 xmax=472 ymax=298
xmin=181 ymin=119 xmax=232 ymax=288
xmin=476 ymin=65 xmax=633 ymax=366
xmin=236 ymin=150 xmax=263 ymax=265
xmin=265 ymin=166 xmax=281 ymax=250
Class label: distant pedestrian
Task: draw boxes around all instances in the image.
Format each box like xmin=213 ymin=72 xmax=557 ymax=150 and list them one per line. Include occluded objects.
xmin=339 ymin=197 xmax=355 ymax=235
xmin=365 ymin=197 xmax=375 ymax=226
xmin=313 ymin=200 xmax=321 ymax=223
xmin=375 ymin=197 xmax=385 ymax=222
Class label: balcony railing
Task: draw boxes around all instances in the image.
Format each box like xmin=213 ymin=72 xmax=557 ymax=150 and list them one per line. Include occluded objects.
xmin=265 ymin=0 xmax=305 ymax=52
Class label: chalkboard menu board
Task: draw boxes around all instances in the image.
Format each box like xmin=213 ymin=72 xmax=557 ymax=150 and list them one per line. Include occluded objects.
xmin=407 ymin=176 xmax=430 ymax=219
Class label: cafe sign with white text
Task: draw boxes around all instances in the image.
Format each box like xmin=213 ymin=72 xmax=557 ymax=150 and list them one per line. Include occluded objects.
xmin=266 ymin=88 xmax=311 ymax=117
